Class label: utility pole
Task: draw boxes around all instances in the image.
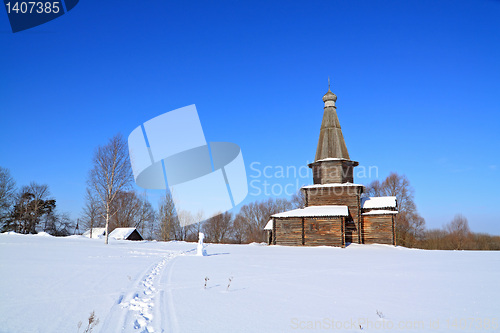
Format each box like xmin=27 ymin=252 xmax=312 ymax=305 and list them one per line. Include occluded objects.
xmin=74 ymin=218 xmax=80 ymax=235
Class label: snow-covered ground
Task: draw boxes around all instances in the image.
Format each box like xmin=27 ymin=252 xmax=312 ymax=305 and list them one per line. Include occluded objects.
xmin=0 ymin=233 xmax=499 ymax=333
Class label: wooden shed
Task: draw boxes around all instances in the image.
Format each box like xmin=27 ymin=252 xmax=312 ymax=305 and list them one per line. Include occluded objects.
xmin=361 ymin=197 xmax=398 ymax=245
xmin=264 ymin=220 xmax=273 ymax=245
xmin=109 ymin=228 xmax=144 ymax=241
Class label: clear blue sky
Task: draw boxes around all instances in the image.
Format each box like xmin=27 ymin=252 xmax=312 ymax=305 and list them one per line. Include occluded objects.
xmin=1 ymin=0 xmax=499 ymax=234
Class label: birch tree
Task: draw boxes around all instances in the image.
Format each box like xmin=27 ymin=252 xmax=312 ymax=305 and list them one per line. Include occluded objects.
xmin=87 ymin=134 xmax=133 ymax=244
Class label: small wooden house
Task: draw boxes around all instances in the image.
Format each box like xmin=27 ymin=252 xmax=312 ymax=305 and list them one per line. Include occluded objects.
xmin=109 ymin=228 xmax=144 ymax=241
xmin=269 ymin=84 xmax=398 ymax=247
xmin=361 ymin=197 xmax=397 ymax=244
xmin=82 ymin=228 xmax=106 ymax=239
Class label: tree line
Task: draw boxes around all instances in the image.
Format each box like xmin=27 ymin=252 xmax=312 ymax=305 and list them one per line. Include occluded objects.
xmin=154 ymin=190 xmax=304 ymax=244
xmin=0 ymin=169 xmax=73 ymax=236
xmin=1 ymin=133 xmax=499 ymax=250
xmin=365 ymin=173 xmax=500 ymax=250
xmin=0 ymin=134 xmax=301 ymax=242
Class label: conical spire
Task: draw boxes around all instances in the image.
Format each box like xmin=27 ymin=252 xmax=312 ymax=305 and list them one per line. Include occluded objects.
xmin=314 ymin=81 xmax=350 ymax=161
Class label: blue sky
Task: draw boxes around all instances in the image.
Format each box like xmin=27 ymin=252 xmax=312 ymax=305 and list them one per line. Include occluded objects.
xmin=1 ymin=0 xmax=499 ymax=234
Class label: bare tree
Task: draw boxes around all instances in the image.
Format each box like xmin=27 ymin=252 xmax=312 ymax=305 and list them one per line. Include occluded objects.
xmin=469 ymin=233 xmax=500 ymax=251
xmin=365 ymin=172 xmax=425 ymax=247
xmin=109 ymin=190 xmax=142 ymax=230
xmin=420 ymin=218 xmax=500 ymax=250
xmin=80 ymin=189 xmax=103 ymax=238
xmin=135 ymin=192 xmax=155 ymax=240
xmin=85 ymin=188 xmax=155 ymax=239
xmin=203 ymin=211 xmax=233 ymax=243
xmin=87 ymin=134 xmax=133 ymax=244
xmin=43 ymin=211 xmax=74 ymax=236
xmin=186 ymin=212 xmax=205 ymax=241
xmin=0 ymin=166 xmax=16 ymax=228
xmin=445 ymin=214 xmax=471 ymax=250
xmin=232 ymin=214 xmax=247 ymax=244
xmin=176 ymin=210 xmax=195 ymax=241
xmin=291 ymin=190 xmax=306 ymax=209
xmin=235 ymin=197 xmax=292 ymax=243
xmin=157 ymin=191 xmax=178 ymax=241
xmin=364 ymin=179 xmax=384 ymax=197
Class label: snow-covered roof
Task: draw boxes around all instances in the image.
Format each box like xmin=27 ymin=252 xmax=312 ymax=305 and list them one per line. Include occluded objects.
xmin=361 ymin=196 xmax=397 ymax=209
xmin=315 ymin=158 xmax=351 ymax=162
xmin=109 ymin=228 xmax=140 ymax=240
xmin=82 ymin=228 xmax=106 ymax=239
xmin=302 ymin=183 xmax=364 ymax=189
xmin=264 ymin=220 xmax=273 ymax=230
xmin=362 ymin=210 xmax=399 ymax=216
xmin=272 ymin=205 xmax=349 ymax=218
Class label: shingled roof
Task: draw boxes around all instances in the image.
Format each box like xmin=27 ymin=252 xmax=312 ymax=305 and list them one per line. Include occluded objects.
xmin=314 ymin=85 xmax=350 ymax=161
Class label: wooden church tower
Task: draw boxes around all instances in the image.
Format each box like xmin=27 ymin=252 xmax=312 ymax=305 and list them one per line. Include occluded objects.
xmin=268 ymin=82 xmax=398 ymax=247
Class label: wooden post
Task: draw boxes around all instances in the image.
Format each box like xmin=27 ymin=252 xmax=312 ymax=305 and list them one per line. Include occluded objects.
xmin=341 ymin=217 xmax=345 ymax=247
xmin=272 ymin=218 xmax=276 ymax=245
xmin=357 ymin=192 xmax=362 ymax=244
xmin=301 ymin=217 xmax=305 ymax=245
xmin=392 ymin=215 xmax=396 ymax=246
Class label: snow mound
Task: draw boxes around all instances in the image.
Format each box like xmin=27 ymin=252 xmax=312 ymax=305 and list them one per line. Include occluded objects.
xmin=35 ymin=232 xmax=53 ymax=237
xmin=82 ymin=228 xmax=106 ymax=239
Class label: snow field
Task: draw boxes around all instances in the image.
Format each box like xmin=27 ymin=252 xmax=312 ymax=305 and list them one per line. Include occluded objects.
xmin=0 ymin=233 xmax=499 ymax=332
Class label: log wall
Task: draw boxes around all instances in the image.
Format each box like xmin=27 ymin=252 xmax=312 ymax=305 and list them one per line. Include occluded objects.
xmin=309 ymin=160 xmax=357 ymax=184
xmin=274 ymin=218 xmax=303 ymax=246
xmin=361 ymin=214 xmax=395 ymax=245
xmin=303 ymin=185 xmax=363 ymax=243
xmin=274 ymin=217 xmax=345 ymax=247
xmin=304 ymin=217 xmax=344 ymax=247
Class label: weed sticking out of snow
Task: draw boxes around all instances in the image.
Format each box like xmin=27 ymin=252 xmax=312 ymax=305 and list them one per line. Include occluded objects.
xmin=376 ymin=310 xmax=385 ymax=319
xmin=204 ymin=276 xmax=209 ymax=289
xmin=226 ymin=276 xmax=233 ymax=291
xmin=77 ymin=311 xmax=99 ymax=333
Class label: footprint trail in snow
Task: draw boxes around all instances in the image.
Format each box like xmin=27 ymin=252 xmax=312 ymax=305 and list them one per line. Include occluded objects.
xmin=117 ymin=252 xmax=182 ymax=333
